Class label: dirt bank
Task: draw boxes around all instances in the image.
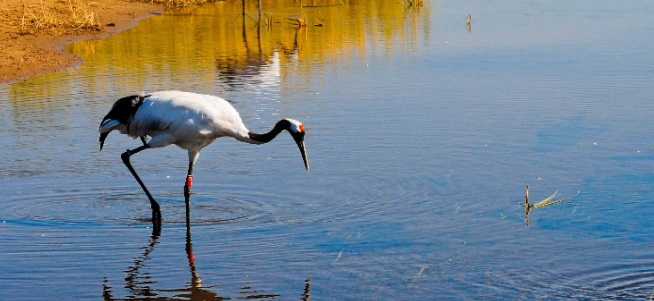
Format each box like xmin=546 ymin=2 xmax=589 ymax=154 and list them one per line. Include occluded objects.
xmin=0 ymin=0 xmax=165 ymax=84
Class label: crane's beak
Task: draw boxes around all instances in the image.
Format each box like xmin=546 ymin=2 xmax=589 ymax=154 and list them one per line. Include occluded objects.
xmin=293 ymin=134 xmax=309 ymax=171
xmin=99 ymin=132 xmax=109 ymax=151
xmin=99 ymin=118 xmax=120 ymax=151
xmin=298 ymin=140 xmax=309 ymax=171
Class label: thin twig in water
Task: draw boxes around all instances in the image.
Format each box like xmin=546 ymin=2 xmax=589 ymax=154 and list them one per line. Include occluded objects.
xmin=530 ymin=191 xmax=580 ymax=209
xmin=531 ymin=191 xmax=559 ymax=208
xmin=333 ymin=250 xmax=343 ymax=262
xmin=413 ymin=264 xmax=427 ymax=280
xmin=525 ymin=185 xmax=580 ymax=226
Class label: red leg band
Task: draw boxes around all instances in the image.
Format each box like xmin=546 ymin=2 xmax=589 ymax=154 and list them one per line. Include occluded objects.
xmin=186 ymin=175 xmax=193 ymax=187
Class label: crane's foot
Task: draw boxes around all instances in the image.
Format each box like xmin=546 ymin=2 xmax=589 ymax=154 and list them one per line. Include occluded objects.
xmin=150 ymin=200 xmax=162 ymax=236
xmin=152 ymin=206 xmax=162 ymax=221
xmin=151 ymin=213 xmax=162 ymax=236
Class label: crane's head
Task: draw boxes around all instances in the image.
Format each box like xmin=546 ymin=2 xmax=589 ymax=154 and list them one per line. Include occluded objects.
xmin=98 ymin=94 xmax=147 ymax=151
xmin=285 ymin=118 xmax=309 ymax=171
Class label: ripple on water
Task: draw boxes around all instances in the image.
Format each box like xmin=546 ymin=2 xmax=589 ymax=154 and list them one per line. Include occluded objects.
xmin=565 ymin=260 xmax=654 ymax=299
xmin=467 ymin=243 xmax=654 ymax=299
xmin=0 ymin=181 xmax=285 ymax=228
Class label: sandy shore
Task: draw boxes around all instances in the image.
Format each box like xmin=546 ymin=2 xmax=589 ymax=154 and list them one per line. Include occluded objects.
xmin=0 ymin=0 xmax=166 ymax=84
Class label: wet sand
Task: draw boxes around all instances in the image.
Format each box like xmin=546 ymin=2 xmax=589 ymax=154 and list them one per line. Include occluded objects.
xmin=0 ymin=0 xmax=165 ymax=84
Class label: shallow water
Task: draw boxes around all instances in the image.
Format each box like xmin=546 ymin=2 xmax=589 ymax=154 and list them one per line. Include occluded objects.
xmin=1 ymin=0 xmax=654 ymax=299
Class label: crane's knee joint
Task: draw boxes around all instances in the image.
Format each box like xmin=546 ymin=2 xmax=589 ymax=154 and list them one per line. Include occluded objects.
xmin=121 ymin=152 xmax=131 ymax=163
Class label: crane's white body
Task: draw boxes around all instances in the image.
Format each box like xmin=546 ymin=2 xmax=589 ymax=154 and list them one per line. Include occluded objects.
xmin=133 ymin=91 xmax=256 ymax=150
xmin=100 ymin=91 xmax=271 ymax=164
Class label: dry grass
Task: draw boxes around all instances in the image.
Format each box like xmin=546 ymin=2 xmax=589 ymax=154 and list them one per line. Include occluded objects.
xmin=14 ymin=0 xmax=215 ymax=36
xmin=19 ymin=0 xmax=101 ymax=35
xmin=139 ymin=0 xmax=214 ymax=9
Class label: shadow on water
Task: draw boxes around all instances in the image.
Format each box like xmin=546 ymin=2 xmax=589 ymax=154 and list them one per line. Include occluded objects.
xmin=102 ymin=219 xmax=311 ymax=301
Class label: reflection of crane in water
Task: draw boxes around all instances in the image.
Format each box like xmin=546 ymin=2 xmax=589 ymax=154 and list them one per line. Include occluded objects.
xmin=101 ymin=228 xmax=225 ymax=300
xmin=101 ymin=217 xmax=306 ymax=300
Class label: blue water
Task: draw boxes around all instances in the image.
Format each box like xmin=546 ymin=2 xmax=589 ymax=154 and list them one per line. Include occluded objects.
xmin=1 ymin=1 xmax=654 ymax=300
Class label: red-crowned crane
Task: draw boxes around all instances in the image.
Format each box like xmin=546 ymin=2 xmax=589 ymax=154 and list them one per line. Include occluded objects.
xmin=99 ymin=90 xmax=309 ymax=231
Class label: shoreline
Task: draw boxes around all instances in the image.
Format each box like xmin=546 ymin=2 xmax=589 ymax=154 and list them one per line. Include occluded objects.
xmin=0 ymin=0 xmax=166 ymax=84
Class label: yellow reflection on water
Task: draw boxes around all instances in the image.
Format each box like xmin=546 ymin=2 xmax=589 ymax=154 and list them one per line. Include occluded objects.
xmin=5 ymin=0 xmax=430 ymax=105
xmin=73 ymin=0 xmax=429 ymax=86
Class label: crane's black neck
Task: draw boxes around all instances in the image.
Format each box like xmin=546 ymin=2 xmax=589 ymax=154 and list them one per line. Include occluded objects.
xmin=248 ymin=119 xmax=290 ymax=144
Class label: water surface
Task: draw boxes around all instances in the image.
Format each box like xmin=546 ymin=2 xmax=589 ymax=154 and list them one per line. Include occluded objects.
xmin=1 ymin=0 xmax=654 ymax=299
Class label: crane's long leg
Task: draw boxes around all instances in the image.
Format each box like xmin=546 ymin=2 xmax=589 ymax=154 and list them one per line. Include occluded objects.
xmin=184 ymin=162 xmax=195 ymax=223
xmin=121 ymin=144 xmax=162 ymax=232
xmin=184 ymin=151 xmax=200 ymax=225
